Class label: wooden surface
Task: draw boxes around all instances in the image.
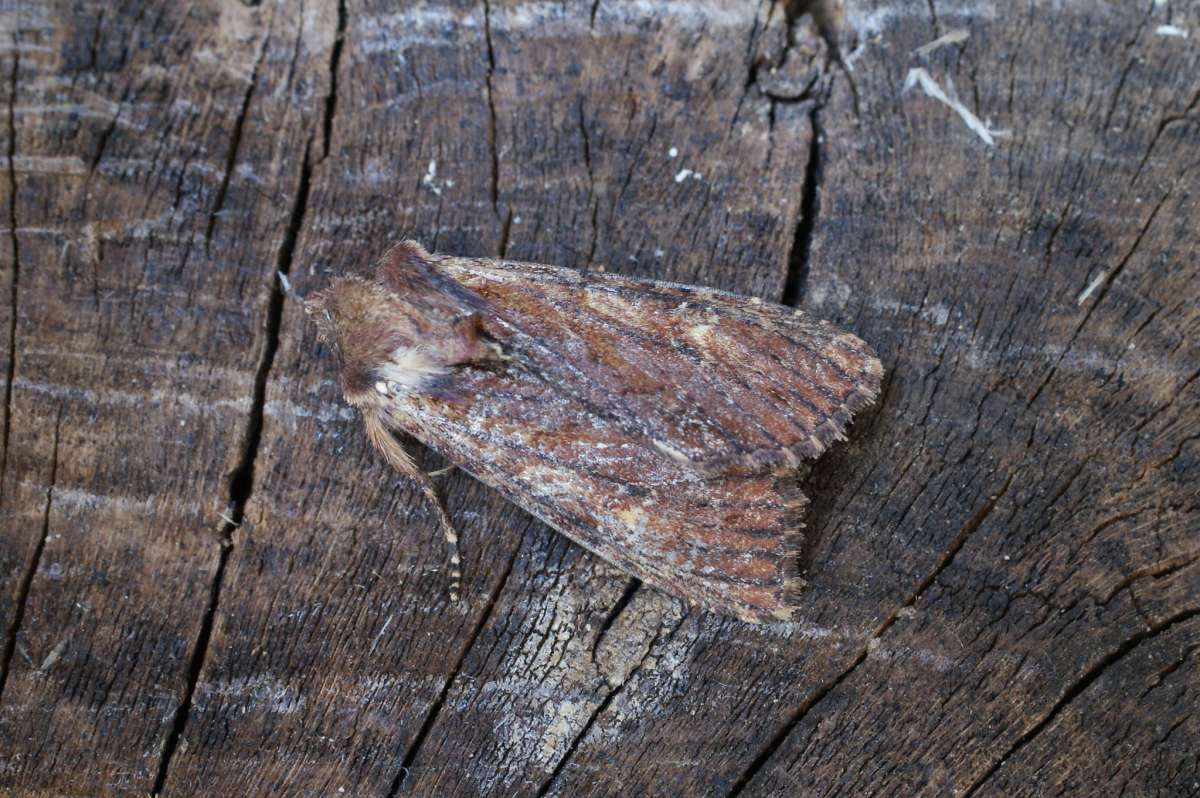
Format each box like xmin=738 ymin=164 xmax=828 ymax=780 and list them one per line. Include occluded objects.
xmin=1 ymin=0 xmax=1197 ymax=795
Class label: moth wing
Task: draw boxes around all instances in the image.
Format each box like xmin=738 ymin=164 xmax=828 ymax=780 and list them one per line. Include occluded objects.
xmin=390 ymin=353 xmax=808 ymax=623
xmin=374 ymin=240 xmax=490 ymax=320
xmin=371 ymin=254 xmax=881 ymax=621
xmin=437 ymin=256 xmax=883 ymax=476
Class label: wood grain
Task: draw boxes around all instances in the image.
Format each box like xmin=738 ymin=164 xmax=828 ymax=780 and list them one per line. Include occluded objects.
xmin=0 ymin=0 xmax=1195 ymax=795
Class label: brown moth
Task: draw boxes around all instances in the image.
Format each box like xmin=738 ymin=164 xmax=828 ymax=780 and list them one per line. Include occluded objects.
xmin=304 ymin=242 xmax=882 ymax=623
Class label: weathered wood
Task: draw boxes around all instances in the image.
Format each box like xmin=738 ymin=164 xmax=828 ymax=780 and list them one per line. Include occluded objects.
xmin=1 ymin=0 xmax=1197 ymax=796
xmin=0 ymin=0 xmax=330 ymax=791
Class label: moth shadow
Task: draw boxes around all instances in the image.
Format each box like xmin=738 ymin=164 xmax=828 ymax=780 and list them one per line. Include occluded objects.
xmin=793 ymin=390 xmax=890 ymax=576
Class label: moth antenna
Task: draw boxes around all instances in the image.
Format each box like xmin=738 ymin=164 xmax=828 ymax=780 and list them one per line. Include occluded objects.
xmin=277 ymin=271 xmax=298 ymax=301
xmin=364 ymin=413 xmax=465 ymax=603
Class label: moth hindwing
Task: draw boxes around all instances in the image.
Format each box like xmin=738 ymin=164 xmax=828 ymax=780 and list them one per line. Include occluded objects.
xmin=305 ymin=241 xmax=882 ymax=623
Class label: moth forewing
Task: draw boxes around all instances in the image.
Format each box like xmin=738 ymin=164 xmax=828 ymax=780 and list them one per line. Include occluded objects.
xmin=306 ymin=241 xmax=882 ymax=623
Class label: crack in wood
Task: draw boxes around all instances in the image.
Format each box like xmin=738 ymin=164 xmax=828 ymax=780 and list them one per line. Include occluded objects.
xmin=321 ymin=0 xmax=346 ymax=161
xmin=1 ymin=39 xmax=19 ymax=502
xmin=960 ymin=605 xmax=1200 ymax=797
xmin=535 ymin=613 xmax=685 ymax=798
xmin=388 ymin=530 xmax=528 ymax=797
xmin=736 ymin=3 xmax=831 ymax=306
xmin=482 ymin=0 xmax=500 ymax=216
xmin=1100 ymin=5 xmax=1155 ymax=135
xmin=1131 ymin=360 xmax=1200 ymax=435
xmin=1128 ymin=584 xmax=1153 ymax=629
xmin=1012 ymin=454 xmax=1095 ymax=552
xmin=1132 ymin=87 xmax=1200 ymax=185
xmin=1027 ymin=179 xmax=1177 ymax=409
xmin=924 ymin=0 xmax=941 ymax=34
xmin=726 ymin=473 xmax=1015 ymax=795
xmin=497 ymin=207 xmax=512 ymax=259
xmin=802 ymin=0 xmax=860 ymax=117
xmin=730 ymin=0 xmax=771 ymax=127
xmin=1140 ymin=643 xmax=1198 ymax=699
xmin=0 ymin=405 xmax=60 ymax=704
xmin=1100 ymin=548 xmax=1200 ymax=606
xmin=205 ymin=38 xmax=267 ymax=250
xmin=1039 ymin=167 xmax=1085 ymax=279
xmin=578 ymin=99 xmax=599 ymax=271
xmin=148 ymin=531 xmax=231 ymax=796
xmin=781 ymin=106 xmax=822 ymax=307
xmin=83 ymin=82 xmax=130 ymax=197
xmin=589 ymin=576 xmax=641 ymax=665
xmin=151 ymin=140 xmax=317 ymax=795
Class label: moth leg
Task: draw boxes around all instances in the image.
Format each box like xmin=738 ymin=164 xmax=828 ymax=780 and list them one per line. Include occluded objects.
xmin=364 ymin=412 xmax=464 ymax=602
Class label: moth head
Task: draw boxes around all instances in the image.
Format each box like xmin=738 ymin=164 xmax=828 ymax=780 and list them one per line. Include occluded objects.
xmin=302 ymin=278 xmax=379 ymax=351
xmin=303 ymin=244 xmax=505 ymax=405
xmin=303 ymin=277 xmax=407 ymax=403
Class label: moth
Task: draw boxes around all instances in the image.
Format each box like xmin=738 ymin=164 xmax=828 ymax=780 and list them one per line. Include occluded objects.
xmin=304 ymin=242 xmax=881 ymax=623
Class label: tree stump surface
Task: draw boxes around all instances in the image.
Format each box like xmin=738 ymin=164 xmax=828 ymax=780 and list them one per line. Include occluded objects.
xmin=1 ymin=1 xmax=1197 ymax=795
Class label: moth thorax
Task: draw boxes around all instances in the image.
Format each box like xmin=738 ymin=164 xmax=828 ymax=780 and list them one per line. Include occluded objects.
xmin=374 ymin=346 xmax=448 ymax=395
